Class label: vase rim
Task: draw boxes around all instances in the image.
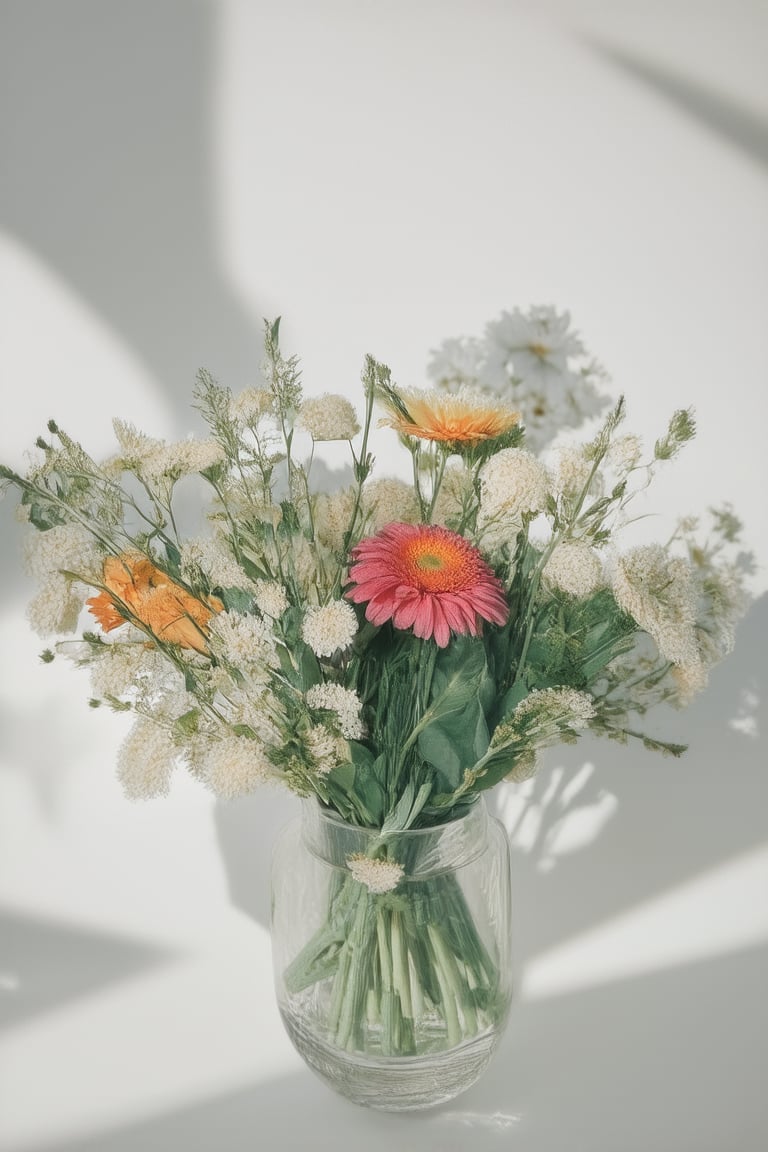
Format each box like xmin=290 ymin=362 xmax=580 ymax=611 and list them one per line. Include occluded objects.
xmin=299 ymin=795 xmax=491 ymax=877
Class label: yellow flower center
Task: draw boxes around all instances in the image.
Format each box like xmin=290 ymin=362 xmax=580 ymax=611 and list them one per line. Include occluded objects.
xmin=400 ymin=532 xmax=480 ymax=592
xmin=416 ymin=552 xmax=443 ymax=571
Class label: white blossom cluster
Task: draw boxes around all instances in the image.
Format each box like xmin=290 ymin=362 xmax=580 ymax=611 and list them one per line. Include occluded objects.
xmin=117 ymin=717 xmax=178 ymax=800
xmin=346 ymin=853 xmax=404 ymax=894
xmin=428 ymin=306 xmax=611 ymax=452
xmin=477 ymin=449 xmax=550 ymax=551
xmin=362 ymin=479 xmax=420 ymax=534
xmin=612 ymin=545 xmax=699 ymax=668
xmin=23 ymin=522 xmax=102 ymax=583
xmin=89 ymin=641 xmax=168 ymax=701
xmin=298 ymin=394 xmax=360 ymax=441
xmin=543 ymin=541 xmax=604 ymax=598
xmin=180 ymin=536 xmax=255 ymax=592
xmin=253 ymin=579 xmax=289 ymax=619
xmin=313 ymin=487 xmax=358 ymax=554
xmin=306 ymin=683 xmax=364 ymax=739
xmin=512 ymin=687 xmax=597 ymax=730
xmin=27 ymin=576 xmax=85 ymax=636
xmin=211 ymin=677 xmax=283 ymax=745
xmin=112 ymin=419 xmax=225 ymax=481
xmin=301 ymin=600 xmax=358 ymax=658
xmin=305 ymin=724 xmax=348 ymax=776
xmin=607 ymin=434 xmax=643 ymax=474
xmin=208 ymin=611 xmax=278 ymax=674
xmin=229 ymin=387 xmax=274 ymax=425
xmin=197 ymin=734 xmax=275 ymax=799
xmin=550 ymin=444 xmax=596 ymax=500
xmin=23 ymin=522 xmax=103 ymax=636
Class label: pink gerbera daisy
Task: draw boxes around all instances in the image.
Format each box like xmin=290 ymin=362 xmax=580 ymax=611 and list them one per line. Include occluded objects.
xmin=345 ymin=523 xmax=509 ymax=648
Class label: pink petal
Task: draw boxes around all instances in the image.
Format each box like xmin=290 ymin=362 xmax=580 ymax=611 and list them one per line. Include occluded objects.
xmin=391 ymin=590 xmax=421 ymax=630
xmin=431 ymin=601 xmax=451 ymax=648
xmin=412 ymin=595 xmax=436 ymax=641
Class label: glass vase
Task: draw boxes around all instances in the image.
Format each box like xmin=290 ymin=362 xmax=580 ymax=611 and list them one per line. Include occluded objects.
xmin=271 ymin=797 xmax=513 ymax=1110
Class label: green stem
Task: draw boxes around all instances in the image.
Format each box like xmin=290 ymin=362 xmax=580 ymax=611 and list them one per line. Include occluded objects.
xmin=426 ymin=923 xmax=462 ymax=1048
xmin=332 ymin=884 xmax=371 ymax=1049
xmin=426 ymin=450 xmax=448 ymax=524
xmin=390 ymin=909 xmax=413 ymax=1019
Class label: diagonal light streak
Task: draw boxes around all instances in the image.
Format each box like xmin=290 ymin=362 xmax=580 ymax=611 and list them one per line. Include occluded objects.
xmin=523 ymin=844 xmax=768 ymax=999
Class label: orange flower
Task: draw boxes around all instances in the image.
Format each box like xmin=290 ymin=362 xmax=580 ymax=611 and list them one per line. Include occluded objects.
xmin=87 ymin=552 xmax=222 ymax=653
xmin=380 ymin=388 xmax=520 ymax=446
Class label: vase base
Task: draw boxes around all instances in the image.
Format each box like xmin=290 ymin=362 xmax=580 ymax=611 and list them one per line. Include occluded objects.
xmin=280 ymin=1008 xmax=502 ymax=1111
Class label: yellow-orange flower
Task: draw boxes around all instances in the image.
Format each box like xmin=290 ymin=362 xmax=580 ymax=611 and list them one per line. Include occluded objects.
xmin=380 ymin=387 xmax=520 ymax=446
xmin=87 ymin=552 xmax=223 ymax=653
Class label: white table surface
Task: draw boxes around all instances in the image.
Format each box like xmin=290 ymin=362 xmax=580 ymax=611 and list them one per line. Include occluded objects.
xmin=1 ymin=3 xmax=766 ymax=1149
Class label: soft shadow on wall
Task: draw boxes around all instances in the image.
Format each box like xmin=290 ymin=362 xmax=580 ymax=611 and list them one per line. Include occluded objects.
xmin=0 ymin=0 xmax=258 ymax=403
xmin=0 ymin=0 xmax=260 ymax=602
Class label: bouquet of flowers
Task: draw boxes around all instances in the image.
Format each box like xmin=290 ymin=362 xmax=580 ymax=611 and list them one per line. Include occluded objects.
xmin=0 ymin=308 xmax=750 ymax=1082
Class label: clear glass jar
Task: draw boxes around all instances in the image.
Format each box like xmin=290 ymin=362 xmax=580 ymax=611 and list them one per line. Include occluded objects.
xmin=271 ymin=797 xmax=512 ymax=1110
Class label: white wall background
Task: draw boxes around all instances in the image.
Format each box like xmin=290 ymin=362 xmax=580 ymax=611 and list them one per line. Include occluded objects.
xmin=1 ymin=2 xmax=766 ymax=1150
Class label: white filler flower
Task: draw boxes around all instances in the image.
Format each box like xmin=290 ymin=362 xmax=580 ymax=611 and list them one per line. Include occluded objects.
xmin=346 ymin=853 xmax=405 ymax=894
xmin=301 ymin=600 xmax=358 ymax=657
xmin=298 ymin=394 xmax=360 ymax=441
xmin=306 ymin=683 xmax=364 ymax=739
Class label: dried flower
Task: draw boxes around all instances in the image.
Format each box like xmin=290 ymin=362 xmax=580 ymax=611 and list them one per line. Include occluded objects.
xmin=551 ymin=445 xmax=594 ymax=498
xmin=512 ymin=687 xmax=596 ymax=729
xmin=313 ymin=487 xmax=359 ymax=554
xmin=208 ymin=611 xmax=277 ymax=671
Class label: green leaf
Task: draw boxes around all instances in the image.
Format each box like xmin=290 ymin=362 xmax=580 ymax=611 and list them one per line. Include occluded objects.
xmin=298 ymin=643 xmax=322 ymax=691
xmin=345 ymin=743 xmax=386 ymax=824
xmin=415 ymin=638 xmax=492 ymax=793
xmin=164 ymin=540 xmax=181 ymax=571
xmin=232 ymin=723 xmax=257 ymax=739
xmin=381 ymin=778 xmax=415 ymax=835
xmin=173 ymin=708 xmax=201 ymax=737
xmin=217 ymin=587 xmax=254 ymax=614
xmin=327 ymin=759 xmax=355 ymax=794
xmin=418 ymin=724 xmax=462 ymax=788
xmin=498 ymin=679 xmax=529 ymax=719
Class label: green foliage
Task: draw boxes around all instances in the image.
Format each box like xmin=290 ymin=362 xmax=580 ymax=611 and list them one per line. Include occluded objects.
xmin=173 ymin=709 xmax=201 ymax=738
xmin=654 ymin=407 xmax=696 ymax=460
xmin=417 ymin=638 xmax=492 ymax=795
